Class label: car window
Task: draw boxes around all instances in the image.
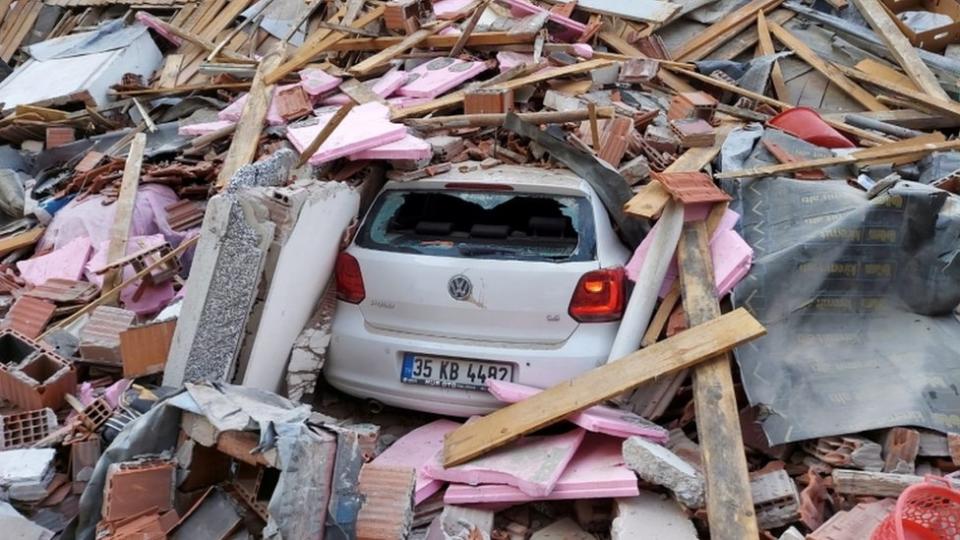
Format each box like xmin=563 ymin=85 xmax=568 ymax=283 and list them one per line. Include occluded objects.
xmin=355 ymin=189 xmax=596 ymax=261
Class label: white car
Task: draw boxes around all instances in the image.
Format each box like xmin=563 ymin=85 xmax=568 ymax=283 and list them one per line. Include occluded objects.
xmin=324 ymin=165 xmax=631 ymax=416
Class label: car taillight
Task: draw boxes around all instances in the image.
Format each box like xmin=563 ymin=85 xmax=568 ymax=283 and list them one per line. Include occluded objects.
xmin=568 ymin=267 xmax=625 ymax=322
xmin=335 ymin=252 xmax=365 ymax=304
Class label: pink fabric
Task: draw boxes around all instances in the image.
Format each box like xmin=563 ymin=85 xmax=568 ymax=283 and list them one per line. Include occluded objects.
xmin=17 ymin=236 xmax=92 ymax=287
xmin=322 ymin=70 xmax=409 ymax=105
xmin=397 ymin=58 xmax=488 ymax=99
xmin=443 ymin=434 xmax=639 ymax=503
xmin=39 ymin=185 xmax=185 ymax=253
xmin=625 ymin=206 xmax=747 ymax=298
xmin=349 ymin=133 xmax=432 ymax=161
xmin=422 ymin=428 xmax=585 ymax=497
xmin=286 ymin=102 xmax=406 ymax=165
xmin=372 ymin=419 xmax=461 ymax=504
xmin=486 ymin=380 xmax=669 ymax=443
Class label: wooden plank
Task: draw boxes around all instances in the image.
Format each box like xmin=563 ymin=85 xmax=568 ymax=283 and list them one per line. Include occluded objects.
xmin=597 ymin=32 xmax=696 ymax=93
xmin=834 ymin=63 xmax=960 ymax=122
xmin=392 ymin=58 xmax=613 ymax=119
xmin=756 ymin=12 xmax=790 ymax=102
xmin=1 ymin=1 xmax=41 ymax=63
xmin=848 ymin=0 xmax=949 ymax=101
xmin=0 ymin=227 xmax=44 ymax=258
xmin=327 ymin=32 xmax=535 ymax=52
xmin=570 ymin=0 xmax=680 ymax=24
xmin=768 ymin=22 xmax=887 ymax=112
xmin=339 ymin=79 xmax=387 ymax=105
xmin=296 ymin=102 xmax=355 ymax=167
xmin=441 ymin=308 xmax=766 ymax=467
xmin=674 ymin=0 xmax=783 ymax=61
xmin=265 ymin=6 xmax=385 ymax=85
xmin=450 ymin=0 xmax=489 ymax=57
xmin=856 ymin=58 xmax=919 ymax=91
xmin=348 ymin=22 xmax=451 ymax=77
xmin=663 ymin=66 xmax=894 ymax=144
xmin=216 ymin=48 xmax=284 ymax=189
xmin=101 ymin=133 xmax=147 ymax=295
xmin=712 ymin=8 xmax=795 ymax=61
xmin=158 ymin=54 xmax=184 ymax=89
xmin=677 ymin=220 xmax=758 ymax=539
xmin=624 ymin=181 xmax=671 ymax=219
xmin=716 ymin=137 xmax=960 ymax=178
xmin=0 ymin=0 xmax=14 ymax=28
xmin=823 ymin=109 xmax=959 ymax=130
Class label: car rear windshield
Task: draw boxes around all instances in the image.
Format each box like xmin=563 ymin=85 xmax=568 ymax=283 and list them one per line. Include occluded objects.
xmin=355 ymin=188 xmax=596 ymax=262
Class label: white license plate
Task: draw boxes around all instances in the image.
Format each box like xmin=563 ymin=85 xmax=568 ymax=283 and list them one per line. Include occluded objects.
xmin=401 ymin=354 xmax=514 ymax=390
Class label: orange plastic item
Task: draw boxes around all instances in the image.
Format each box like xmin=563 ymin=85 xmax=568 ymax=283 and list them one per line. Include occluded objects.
xmin=767 ymin=107 xmax=855 ymax=149
xmin=871 ymin=477 xmax=960 ymax=540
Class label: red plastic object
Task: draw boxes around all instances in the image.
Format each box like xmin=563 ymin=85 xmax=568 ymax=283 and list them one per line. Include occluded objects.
xmin=871 ymin=477 xmax=960 ymax=540
xmin=768 ymin=107 xmax=855 ymax=149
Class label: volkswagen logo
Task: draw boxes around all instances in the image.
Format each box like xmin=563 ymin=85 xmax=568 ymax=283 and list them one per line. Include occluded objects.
xmin=448 ymin=274 xmax=472 ymax=301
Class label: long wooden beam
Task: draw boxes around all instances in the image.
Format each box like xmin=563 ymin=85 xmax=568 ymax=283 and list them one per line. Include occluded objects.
xmin=847 ymin=0 xmax=949 ymax=101
xmin=834 ymin=63 xmax=960 ymax=121
xmin=442 ymin=308 xmax=766 ymax=466
xmin=326 ymin=31 xmax=535 ymax=52
xmin=756 ymin=12 xmax=789 ymax=102
xmin=102 ymin=133 xmax=146 ymax=295
xmin=674 ymin=0 xmax=783 ymax=61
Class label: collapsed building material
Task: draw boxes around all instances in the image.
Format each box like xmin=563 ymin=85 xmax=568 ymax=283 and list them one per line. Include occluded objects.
xmin=610 ymin=492 xmax=698 ymax=540
xmin=355 ymin=464 xmax=416 ymax=540
xmin=78 ymin=306 xmax=136 ymax=364
xmin=0 ymin=448 xmax=55 ymax=502
xmin=0 ymin=336 xmax=76 ymax=410
xmin=101 ymin=458 xmax=175 ymax=522
xmin=118 ymin=320 xmax=176 ymax=378
xmin=442 ymin=309 xmax=765 ymax=466
xmin=0 ymin=408 xmax=57 ymax=450
xmin=622 ymin=436 xmax=703 ymax=508
xmin=372 ymin=419 xmax=460 ymax=505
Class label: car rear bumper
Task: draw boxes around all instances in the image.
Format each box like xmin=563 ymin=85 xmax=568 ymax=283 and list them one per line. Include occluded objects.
xmin=324 ymin=304 xmax=619 ymax=417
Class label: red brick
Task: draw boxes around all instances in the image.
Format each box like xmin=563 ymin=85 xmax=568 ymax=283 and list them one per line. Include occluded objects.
xmin=356 ymin=464 xmax=416 ymax=540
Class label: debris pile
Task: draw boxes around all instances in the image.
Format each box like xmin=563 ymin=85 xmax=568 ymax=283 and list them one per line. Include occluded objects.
xmin=0 ymin=0 xmax=958 ymax=538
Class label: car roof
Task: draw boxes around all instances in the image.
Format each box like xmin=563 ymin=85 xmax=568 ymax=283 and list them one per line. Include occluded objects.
xmin=383 ymin=163 xmax=591 ymax=196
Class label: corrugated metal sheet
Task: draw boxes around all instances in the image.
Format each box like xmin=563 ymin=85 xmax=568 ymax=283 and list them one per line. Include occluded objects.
xmin=355 ymin=465 xmax=416 ymax=540
xmin=4 ymin=296 xmax=56 ymax=338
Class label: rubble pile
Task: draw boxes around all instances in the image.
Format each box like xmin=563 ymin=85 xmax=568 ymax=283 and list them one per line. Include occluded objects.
xmin=0 ymin=0 xmax=958 ymax=538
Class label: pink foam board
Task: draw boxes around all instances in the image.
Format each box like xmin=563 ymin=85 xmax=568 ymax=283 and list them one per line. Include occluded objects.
xmin=443 ymin=434 xmax=639 ymax=504
xmin=86 ymin=234 xmax=176 ymax=315
xmin=486 ymin=380 xmax=669 ymax=443
xmin=348 ymin=133 xmax=432 ymax=161
xmin=422 ymin=428 xmax=585 ymax=497
xmin=372 ymin=419 xmax=461 ymax=504
xmin=322 ymin=70 xmax=409 ymax=105
xmin=17 ymin=236 xmax=92 ymax=287
xmin=300 ymin=68 xmax=342 ymax=96
xmin=625 ymin=207 xmax=744 ymax=297
xmin=286 ymin=102 xmax=407 ymax=164
xmin=499 ymin=0 xmax=587 ymax=41
xmin=396 ymin=58 xmax=488 ymax=99
xmin=496 ymin=51 xmax=535 ymax=72
xmin=178 ymin=120 xmax=235 ymax=136
xmin=432 ymin=0 xmax=476 ymax=19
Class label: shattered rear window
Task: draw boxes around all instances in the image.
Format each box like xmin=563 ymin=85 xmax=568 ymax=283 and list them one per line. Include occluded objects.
xmin=355 ymin=189 xmax=596 ymax=262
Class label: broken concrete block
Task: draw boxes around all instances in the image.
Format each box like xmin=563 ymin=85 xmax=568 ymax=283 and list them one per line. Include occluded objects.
xmin=440 ymin=505 xmax=494 ymax=540
xmin=751 ymin=468 xmax=801 ymax=529
xmin=163 ymin=151 xmax=293 ymax=388
xmin=0 ymin=448 xmax=55 ymax=502
xmin=373 ymin=419 xmax=461 ymax=505
xmin=531 ymin=517 xmax=594 ymax=540
xmin=622 ymin=436 xmax=703 ymax=508
xmin=0 ymin=500 xmax=54 ymax=540
xmin=241 ymin=180 xmax=360 ymax=393
xmin=79 ymin=305 xmax=136 ymax=363
xmin=426 ymin=135 xmax=464 ymax=161
xmin=286 ymin=286 xmax=335 ymax=403
xmin=808 ymin=498 xmax=895 ymax=540
xmin=779 ymin=526 xmax=805 ymax=540
xmin=611 ymin=492 xmax=697 ymax=540
xmin=424 ymin=428 xmax=586 ymax=497
xmin=355 ymin=464 xmax=416 ymax=540
xmin=618 ymin=155 xmax=650 ymax=185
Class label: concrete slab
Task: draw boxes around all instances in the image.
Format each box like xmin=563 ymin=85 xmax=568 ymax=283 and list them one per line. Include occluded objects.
xmin=622 ymin=436 xmax=703 ymax=508
xmin=611 ymin=492 xmax=698 ymax=540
